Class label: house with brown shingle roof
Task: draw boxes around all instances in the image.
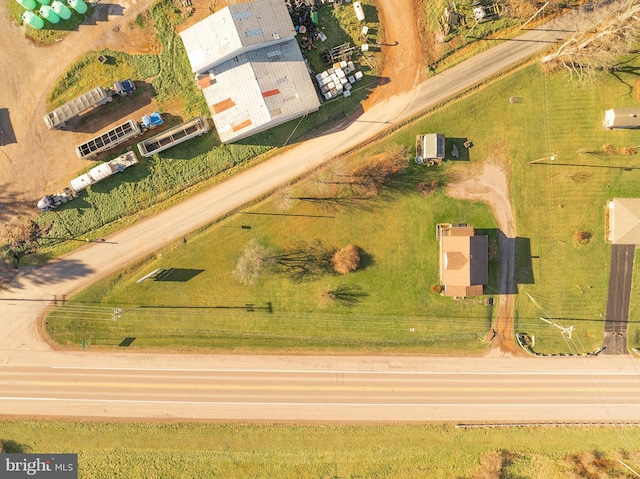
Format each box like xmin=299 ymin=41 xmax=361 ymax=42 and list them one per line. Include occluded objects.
xmin=438 ymin=223 xmax=488 ymax=297
xmin=606 ymin=198 xmax=640 ymax=245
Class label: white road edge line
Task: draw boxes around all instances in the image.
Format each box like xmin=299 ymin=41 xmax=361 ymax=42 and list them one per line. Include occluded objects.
xmin=43 ymin=367 xmax=640 ymax=375
xmin=0 ymin=398 xmax=639 ymax=407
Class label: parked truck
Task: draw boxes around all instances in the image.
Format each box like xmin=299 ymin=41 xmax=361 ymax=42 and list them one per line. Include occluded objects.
xmin=37 ymin=151 xmax=139 ymax=211
xmin=137 ymin=116 xmax=209 ymax=157
xmin=43 ymin=79 xmax=136 ymax=130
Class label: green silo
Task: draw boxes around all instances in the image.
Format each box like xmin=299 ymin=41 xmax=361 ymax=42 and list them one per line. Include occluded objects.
xmin=67 ymin=0 xmax=87 ymax=14
xmin=22 ymin=10 xmax=44 ymax=29
xmin=40 ymin=4 xmax=60 ymax=22
xmin=16 ymin=0 xmax=37 ymax=10
xmin=51 ymin=0 xmax=71 ymax=19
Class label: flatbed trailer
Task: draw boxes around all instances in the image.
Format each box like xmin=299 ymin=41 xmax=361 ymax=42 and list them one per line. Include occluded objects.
xmin=43 ymin=86 xmax=113 ymax=130
xmin=37 ymin=152 xmax=139 ymax=210
xmin=76 ymin=120 xmax=142 ymax=159
xmin=137 ymin=116 xmax=209 ymax=157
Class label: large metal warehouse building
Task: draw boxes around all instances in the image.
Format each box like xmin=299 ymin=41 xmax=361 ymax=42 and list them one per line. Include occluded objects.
xmin=179 ymin=0 xmax=320 ymax=144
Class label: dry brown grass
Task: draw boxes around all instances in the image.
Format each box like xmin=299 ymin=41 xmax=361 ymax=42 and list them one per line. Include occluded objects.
xmin=564 ymin=451 xmax=622 ymax=479
xmin=472 ymin=450 xmax=517 ymax=479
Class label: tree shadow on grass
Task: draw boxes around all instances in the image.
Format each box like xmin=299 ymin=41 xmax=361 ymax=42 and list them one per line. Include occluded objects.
xmin=322 ymin=284 xmax=369 ymax=307
xmin=9 ymin=258 xmax=94 ymax=290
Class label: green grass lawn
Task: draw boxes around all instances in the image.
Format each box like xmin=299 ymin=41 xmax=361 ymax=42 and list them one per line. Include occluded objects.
xmin=46 ymin=157 xmax=497 ymax=353
xmin=508 ymin=64 xmax=640 ymax=354
xmin=2 ymin=420 xmax=640 ymax=478
xmin=379 ymin=56 xmax=640 ymax=355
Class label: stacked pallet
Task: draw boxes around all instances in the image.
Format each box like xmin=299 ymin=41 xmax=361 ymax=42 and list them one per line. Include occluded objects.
xmin=315 ymin=61 xmax=363 ymax=100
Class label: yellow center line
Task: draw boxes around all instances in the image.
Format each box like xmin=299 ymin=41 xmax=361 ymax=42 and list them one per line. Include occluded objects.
xmin=27 ymin=382 xmax=640 ymax=392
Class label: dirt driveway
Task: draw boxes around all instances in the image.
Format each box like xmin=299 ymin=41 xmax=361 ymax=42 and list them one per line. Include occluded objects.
xmin=446 ymin=156 xmax=520 ymax=354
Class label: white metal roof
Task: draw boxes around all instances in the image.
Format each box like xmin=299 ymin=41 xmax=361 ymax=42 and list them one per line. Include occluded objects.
xmin=180 ymin=0 xmax=320 ymax=144
xmin=179 ymin=0 xmax=295 ymax=74
xmin=201 ymin=39 xmax=319 ymax=143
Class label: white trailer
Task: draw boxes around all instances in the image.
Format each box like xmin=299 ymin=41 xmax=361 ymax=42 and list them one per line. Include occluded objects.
xmin=137 ymin=116 xmax=209 ymax=157
xmin=37 ymin=152 xmax=139 ymax=210
xmin=43 ymin=86 xmax=113 ymax=130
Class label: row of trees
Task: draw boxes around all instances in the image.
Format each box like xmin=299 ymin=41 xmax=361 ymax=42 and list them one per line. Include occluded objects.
xmin=233 ymin=240 xmax=362 ymax=285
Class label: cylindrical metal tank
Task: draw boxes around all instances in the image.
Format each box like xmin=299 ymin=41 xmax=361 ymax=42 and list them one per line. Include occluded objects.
xmin=353 ymin=2 xmax=365 ymax=22
xmin=51 ymin=0 xmax=71 ymax=19
xmin=39 ymin=4 xmax=60 ymax=22
xmin=22 ymin=10 xmax=45 ymax=29
xmin=35 ymin=0 xmax=51 ymax=6
xmin=16 ymin=0 xmax=37 ymax=10
xmin=67 ymin=0 xmax=87 ymax=14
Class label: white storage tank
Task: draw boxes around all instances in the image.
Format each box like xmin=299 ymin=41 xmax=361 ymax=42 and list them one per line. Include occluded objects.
xmin=51 ymin=0 xmax=72 ymax=19
xmin=353 ymin=2 xmax=365 ymax=21
xmin=22 ymin=10 xmax=45 ymax=28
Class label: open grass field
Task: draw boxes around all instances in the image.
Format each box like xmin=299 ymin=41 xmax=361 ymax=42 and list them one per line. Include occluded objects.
xmin=27 ymin=0 xmax=381 ymax=262
xmin=46 ymin=156 xmax=497 ymax=353
xmin=2 ymin=420 xmax=640 ymax=478
xmin=357 ymin=59 xmax=640 ymax=355
xmin=507 ymin=63 xmax=640 ymax=354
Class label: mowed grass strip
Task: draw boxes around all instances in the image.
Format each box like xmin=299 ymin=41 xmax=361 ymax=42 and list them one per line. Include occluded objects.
xmin=2 ymin=420 xmax=640 ymax=478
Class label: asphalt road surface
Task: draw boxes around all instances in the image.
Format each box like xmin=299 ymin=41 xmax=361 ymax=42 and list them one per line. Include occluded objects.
xmin=3 ymin=12 xmax=636 ymax=423
xmin=2 ymin=354 xmax=640 ymax=422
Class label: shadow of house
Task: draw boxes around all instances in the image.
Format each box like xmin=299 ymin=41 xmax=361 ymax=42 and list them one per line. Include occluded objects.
xmin=461 ymin=229 xmax=533 ymax=295
xmin=0 ymin=108 xmax=17 ymax=146
xmin=514 ymin=237 xmax=534 ymax=286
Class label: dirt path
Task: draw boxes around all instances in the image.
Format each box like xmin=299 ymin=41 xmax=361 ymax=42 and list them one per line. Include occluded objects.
xmin=362 ymin=0 xmax=423 ymax=110
xmin=446 ymin=158 xmax=521 ymax=354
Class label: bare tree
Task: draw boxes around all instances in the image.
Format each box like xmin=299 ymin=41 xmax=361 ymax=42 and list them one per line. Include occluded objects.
xmin=233 ymin=239 xmax=276 ymax=285
xmin=541 ymin=0 xmax=640 ymax=81
xmin=349 ymin=144 xmax=410 ymax=195
xmin=233 ymin=239 xmax=333 ymax=284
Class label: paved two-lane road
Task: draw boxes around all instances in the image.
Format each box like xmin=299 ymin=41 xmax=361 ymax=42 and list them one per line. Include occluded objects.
xmin=1 ymin=355 xmax=639 ymax=422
